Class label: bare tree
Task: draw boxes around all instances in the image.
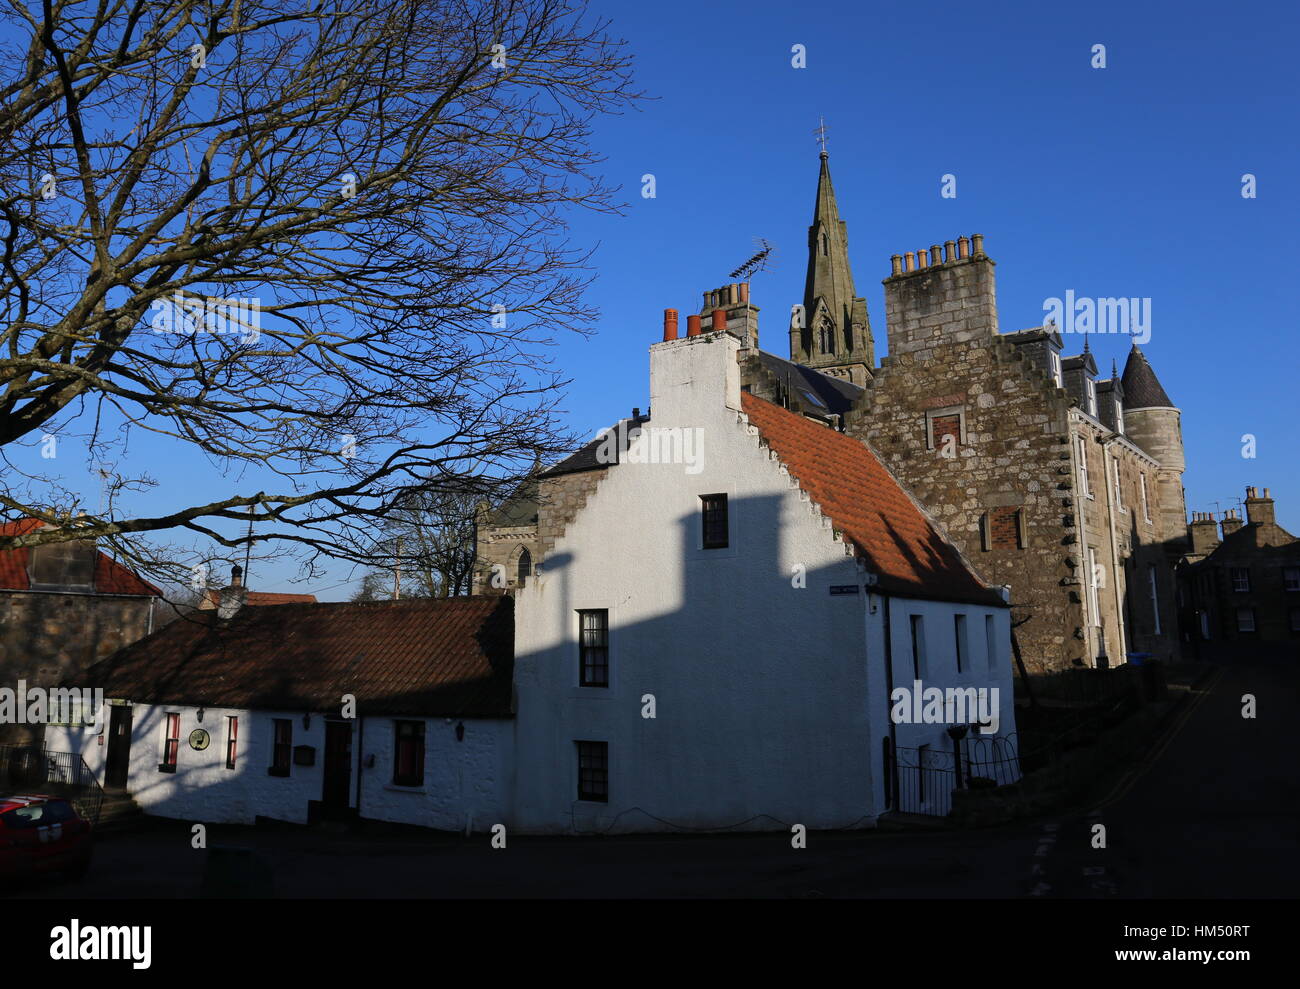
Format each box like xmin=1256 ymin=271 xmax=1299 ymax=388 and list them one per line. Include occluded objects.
xmin=0 ymin=0 xmax=637 ymax=583
xmin=354 ymin=486 xmax=480 ymax=599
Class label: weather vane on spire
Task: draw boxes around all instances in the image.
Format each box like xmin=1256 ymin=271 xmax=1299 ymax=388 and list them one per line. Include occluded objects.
xmin=814 ymin=116 xmax=829 ymax=155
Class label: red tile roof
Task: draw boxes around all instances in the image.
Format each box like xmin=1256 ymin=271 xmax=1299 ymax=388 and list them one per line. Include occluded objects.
xmin=0 ymin=520 xmax=161 ymax=596
xmin=79 ymin=596 xmax=515 ymax=718
xmin=201 ymin=589 xmax=318 ymax=608
xmin=741 ymin=393 xmax=1004 ymax=606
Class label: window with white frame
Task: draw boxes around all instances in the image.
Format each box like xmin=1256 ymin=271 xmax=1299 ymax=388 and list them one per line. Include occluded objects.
xmin=1086 ymin=378 xmax=1097 ymax=417
xmin=1050 ymin=350 xmax=1062 ymax=387
xmin=1087 ymin=547 xmax=1101 ymax=623
xmin=1078 ymin=436 xmax=1092 ymax=499
xmin=1113 ymin=457 xmax=1124 ymax=511
xmin=1236 ymin=607 xmax=1256 ymax=633
xmin=1115 ymin=400 xmax=1124 ymax=434
xmin=1140 ymin=473 xmax=1151 ymax=521
xmin=1231 ymin=567 xmax=1250 ymax=592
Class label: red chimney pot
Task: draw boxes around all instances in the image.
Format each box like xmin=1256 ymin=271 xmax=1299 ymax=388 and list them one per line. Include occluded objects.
xmin=663 ymin=308 xmax=679 ymax=341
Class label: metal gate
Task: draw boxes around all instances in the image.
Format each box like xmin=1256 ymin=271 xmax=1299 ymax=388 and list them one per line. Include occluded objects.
xmin=884 ymin=735 xmax=1022 ymax=818
xmin=0 ymin=744 xmax=104 ymax=827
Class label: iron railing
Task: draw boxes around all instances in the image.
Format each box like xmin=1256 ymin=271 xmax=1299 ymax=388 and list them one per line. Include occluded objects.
xmin=0 ymin=744 xmax=103 ymax=827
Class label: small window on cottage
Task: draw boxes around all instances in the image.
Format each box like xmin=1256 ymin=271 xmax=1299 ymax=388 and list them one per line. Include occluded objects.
xmin=954 ymin=614 xmax=968 ymax=674
xmin=225 ymin=716 xmax=238 ymax=770
xmin=1236 ymin=607 xmax=1256 ymax=633
xmin=578 ymin=609 xmax=609 ymax=687
xmin=1231 ymin=568 xmax=1250 ymax=593
xmin=393 ymin=721 xmax=425 ymax=787
xmin=576 ymin=740 xmax=608 ymax=802
xmin=159 ymin=713 xmax=180 ymax=773
xmin=269 ymin=719 xmax=292 ymax=777
xmin=701 ymin=494 xmax=728 ymax=549
xmin=909 ymin=615 xmax=925 ymax=679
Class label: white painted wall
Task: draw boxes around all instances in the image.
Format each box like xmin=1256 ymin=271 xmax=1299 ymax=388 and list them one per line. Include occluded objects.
xmin=510 ymin=333 xmax=1016 ymax=833
xmin=46 ymin=705 xmax=512 ymax=830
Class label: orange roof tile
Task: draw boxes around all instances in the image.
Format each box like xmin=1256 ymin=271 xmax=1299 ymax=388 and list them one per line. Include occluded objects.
xmin=0 ymin=519 xmax=161 ymax=596
xmin=741 ymin=393 xmax=1004 ymax=606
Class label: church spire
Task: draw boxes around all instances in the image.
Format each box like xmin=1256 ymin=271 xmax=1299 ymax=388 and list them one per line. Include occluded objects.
xmin=789 ymin=145 xmax=874 ymax=385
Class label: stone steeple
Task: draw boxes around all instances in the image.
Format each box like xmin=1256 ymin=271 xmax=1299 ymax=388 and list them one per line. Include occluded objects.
xmin=788 ymin=151 xmax=874 ymax=386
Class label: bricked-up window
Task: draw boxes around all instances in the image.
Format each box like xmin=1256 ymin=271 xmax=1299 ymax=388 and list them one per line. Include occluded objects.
xmin=576 ymin=741 xmax=608 ymax=802
xmin=270 ymin=719 xmax=292 ymax=777
xmin=1236 ymin=608 xmax=1256 ymax=633
xmin=225 ymin=716 xmax=238 ymax=770
xmin=925 ymin=407 xmax=965 ymax=453
xmin=159 ymin=713 xmax=180 ymax=773
xmin=982 ymin=507 xmax=1024 ymax=550
xmin=1284 ymin=567 xmax=1300 ymax=592
xmin=578 ymin=610 xmax=609 ymax=687
xmin=954 ymin=614 xmax=968 ymax=674
xmin=393 ymin=721 xmax=425 ymax=787
xmin=701 ymin=494 xmax=729 ymax=549
xmin=1078 ymin=437 xmax=1093 ymax=499
xmin=1231 ymin=568 xmax=1251 ymax=592
xmin=909 ymin=615 xmax=926 ymax=679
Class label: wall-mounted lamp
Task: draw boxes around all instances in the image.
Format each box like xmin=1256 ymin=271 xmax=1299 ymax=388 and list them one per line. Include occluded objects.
xmin=196 ymin=707 xmax=205 ymax=723
xmin=455 ymin=721 xmax=465 ymax=742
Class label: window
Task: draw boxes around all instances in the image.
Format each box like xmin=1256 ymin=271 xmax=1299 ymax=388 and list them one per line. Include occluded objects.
xmin=578 ymin=609 xmax=609 ymax=687
xmin=1148 ymin=565 xmax=1161 ymax=635
xmin=269 ymin=719 xmax=292 ymax=777
xmin=393 ymin=721 xmax=425 ymax=787
xmin=1114 ymin=401 xmax=1124 ymax=434
xmin=516 ymin=548 xmax=532 ymax=584
xmin=1284 ymin=567 xmax=1300 ymax=592
xmin=1086 ymin=378 xmax=1097 ymax=417
xmin=983 ymin=506 xmax=1024 ymax=550
xmin=1231 ymin=568 xmax=1250 ymax=593
xmin=1140 ymin=473 xmax=1151 ymax=522
xmin=954 ymin=614 xmax=968 ymax=674
xmin=925 ymin=407 xmax=965 ymax=452
xmin=909 ymin=615 xmax=925 ymax=679
xmin=225 ymin=716 xmax=238 ymax=770
xmin=576 ymin=741 xmax=608 ymax=802
xmin=701 ymin=494 xmax=728 ymax=549
xmin=1050 ymin=351 xmax=1062 ymax=387
xmin=1112 ymin=457 xmax=1124 ymax=511
xmin=985 ymin=615 xmax=997 ymax=672
xmin=1087 ymin=547 xmax=1100 ymax=623
xmin=160 ymin=713 xmax=180 ymax=772
xmin=1236 ymin=608 xmax=1256 ymax=633
xmin=1077 ymin=437 xmax=1092 ymax=498
xmin=818 ymin=318 xmax=834 ymax=354
xmin=27 ymin=540 xmax=96 ymax=590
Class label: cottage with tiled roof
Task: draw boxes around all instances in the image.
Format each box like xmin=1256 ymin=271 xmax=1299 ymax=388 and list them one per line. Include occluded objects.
xmin=44 ymin=595 xmax=515 ymax=828
xmin=507 ymin=323 xmax=1016 ymax=832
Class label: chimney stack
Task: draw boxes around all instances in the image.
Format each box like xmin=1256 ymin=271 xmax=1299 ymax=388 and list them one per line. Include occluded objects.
xmin=217 ymin=564 xmax=248 ymax=619
xmin=698 ymin=282 xmax=759 ymax=350
xmin=1220 ymin=509 xmax=1244 ymax=538
xmin=1244 ymin=485 xmax=1276 ymax=527
xmin=1188 ymin=512 xmax=1220 ymax=558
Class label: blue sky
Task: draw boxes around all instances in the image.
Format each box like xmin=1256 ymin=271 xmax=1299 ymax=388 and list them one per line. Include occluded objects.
xmin=17 ymin=0 xmax=1298 ymax=599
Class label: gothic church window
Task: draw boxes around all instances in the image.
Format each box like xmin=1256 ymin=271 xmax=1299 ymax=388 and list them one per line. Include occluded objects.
xmin=818 ymin=318 xmax=834 ymax=355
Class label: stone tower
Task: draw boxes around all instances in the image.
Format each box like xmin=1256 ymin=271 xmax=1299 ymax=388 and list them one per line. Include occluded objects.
xmin=788 ymin=151 xmax=874 ymax=385
xmin=1120 ymin=343 xmax=1187 ymax=548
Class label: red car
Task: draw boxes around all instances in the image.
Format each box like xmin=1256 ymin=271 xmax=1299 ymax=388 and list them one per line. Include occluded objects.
xmin=0 ymin=795 xmax=94 ymax=882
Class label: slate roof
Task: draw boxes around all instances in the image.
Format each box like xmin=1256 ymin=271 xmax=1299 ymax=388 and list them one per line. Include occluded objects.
xmin=539 ymin=413 xmax=651 ymax=478
xmin=1120 ymin=344 xmax=1173 ymax=409
xmin=741 ymin=393 xmax=1005 ymax=606
xmin=78 ymin=595 xmax=515 ymax=718
xmin=485 ymin=478 xmax=540 ymax=526
xmin=756 ymin=351 xmax=863 ymax=417
xmin=0 ymin=519 xmax=161 ymax=596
